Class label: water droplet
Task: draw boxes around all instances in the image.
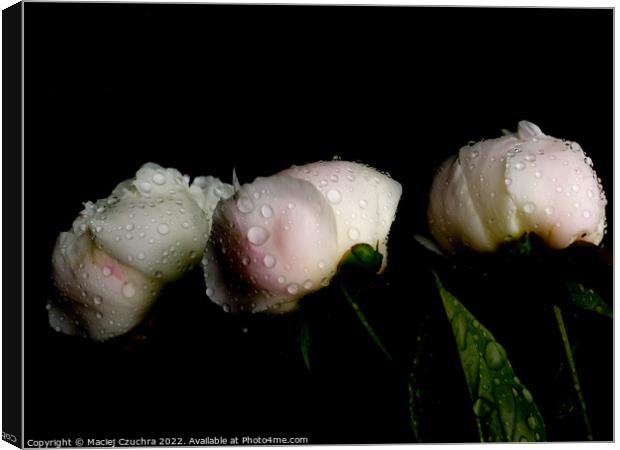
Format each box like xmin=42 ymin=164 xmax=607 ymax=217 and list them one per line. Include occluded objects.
xmin=286 ymin=283 xmax=299 ymax=294
xmin=303 ymin=280 xmax=313 ymax=289
xmin=96 ymin=312 xmax=103 ymax=319
xmin=522 ymin=387 xmax=534 ymax=403
xmin=358 ymin=199 xmax=368 ymax=209
xmin=206 ymin=287 xmax=214 ymax=297
xmin=523 ymin=202 xmax=536 ymax=214
xmin=263 ymin=254 xmax=276 ymax=268
xmin=317 ymin=260 xmax=326 ymax=269
xmin=505 ymin=178 xmax=512 ymax=186
xmin=348 ymin=227 xmax=360 ymax=240
xmin=527 ymin=416 xmax=538 ymax=430
xmin=318 ymin=179 xmax=328 ymax=188
xmin=534 ymin=171 xmax=543 ymax=179
xmin=544 ymin=206 xmax=554 ymax=215
xmin=102 ymin=267 xmax=112 ymax=277
xmin=484 ymin=341 xmax=506 ymax=369
xmin=572 ymin=184 xmax=580 ymax=192
xmin=247 ymin=226 xmax=269 ymax=246
xmin=260 ymin=205 xmax=273 ymax=218
xmin=471 ymin=149 xmax=480 ymax=158
xmin=473 ymin=397 xmax=495 ymax=418
xmin=277 ymin=276 xmax=286 ymax=284
xmin=152 ymin=173 xmax=166 ymax=185
xmin=157 ymin=223 xmax=170 ymax=235
xmin=330 ymin=174 xmax=339 ymax=182
xmin=236 ymin=196 xmax=254 ymax=213
xmin=93 ymin=295 xmax=102 ymax=305
xmin=122 ymin=282 xmax=136 ymax=298
xmin=515 ymin=162 xmax=526 ymax=171
xmin=525 ymin=154 xmax=536 ymax=162
xmin=140 ymin=181 xmax=152 ymax=192
xmin=242 ymin=256 xmax=251 ymax=266
xmin=326 ymin=189 xmax=342 ymax=204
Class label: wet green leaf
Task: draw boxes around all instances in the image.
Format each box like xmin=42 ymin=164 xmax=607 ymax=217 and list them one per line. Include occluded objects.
xmin=433 ymin=271 xmax=546 ymax=442
xmin=300 ymin=320 xmax=311 ymax=371
xmin=565 ymin=283 xmax=612 ymax=319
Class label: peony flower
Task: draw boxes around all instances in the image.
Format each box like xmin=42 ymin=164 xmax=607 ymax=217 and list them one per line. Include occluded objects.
xmin=50 ymin=163 xmax=233 ymax=341
xmin=428 ymin=121 xmax=607 ymax=254
xmin=202 ymin=160 xmax=402 ymax=314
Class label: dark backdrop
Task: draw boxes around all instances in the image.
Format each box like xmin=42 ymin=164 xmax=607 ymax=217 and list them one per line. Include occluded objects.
xmin=24 ymin=4 xmax=612 ymax=444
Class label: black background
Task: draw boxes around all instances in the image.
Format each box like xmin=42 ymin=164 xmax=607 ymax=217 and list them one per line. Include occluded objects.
xmin=24 ymin=3 xmax=612 ymax=444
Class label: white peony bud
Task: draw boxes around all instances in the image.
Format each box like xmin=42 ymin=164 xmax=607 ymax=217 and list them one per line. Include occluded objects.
xmin=50 ymin=163 xmax=232 ymax=341
xmin=428 ymin=121 xmax=607 ymax=253
xmin=203 ymin=160 xmax=402 ymax=314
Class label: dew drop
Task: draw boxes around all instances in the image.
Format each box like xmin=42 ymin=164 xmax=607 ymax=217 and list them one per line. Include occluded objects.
xmin=522 ymin=388 xmax=534 ymax=403
xmin=317 ymin=260 xmax=326 ymax=269
xmin=236 ymin=196 xmax=254 ymax=213
xmin=260 ymin=205 xmax=274 ymax=218
xmin=242 ymin=256 xmax=251 ymax=266
xmin=505 ymin=178 xmax=513 ymax=186
xmin=286 ymin=283 xmax=299 ymax=294
xmin=93 ymin=296 xmax=102 ymax=305
xmin=277 ymin=276 xmax=286 ymax=284
xmin=152 ymin=173 xmax=166 ymax=185
xmin=534 ymin=171 xmax=543 ymax=179
xmin=206 ymin=287 xmax=214 ymax=297
xmin=358 ymin=199 xmax=368 ymax=209
xmin=157 ymin=223 xmax=170 ymax=235
xmin=102 ymin=267 xmax=112 ymax=277
xmin=484 ymin=341 xmax=506 ymax=369
xmin=572 ymin=184 xmax=580 ymax=192
xmin=515 ymin=162 xmax=526 ymax=171
xmin=326 ymin=189 xmax=342 ymax=204
xmin=544 ymin=206 xmax=554 ymax=215
xmin=140 ymin=181 xmax=152 ymax=192
xmin=303 ymin=280 xmax=313 ymax=289
xmin=263 ymin=254 xmax=276 ymax=268
xmin=523 ymin=202 xmax=536 ymax=214
xmin=122 ymin=282 xmax=136 ymax=298
xmin=348 ymin=227 xmax=360 ymax=240
xmin=582 ymin=210 xmax=591 ymax=219
xmin=247 ymin=226 xmax=269 ymax=246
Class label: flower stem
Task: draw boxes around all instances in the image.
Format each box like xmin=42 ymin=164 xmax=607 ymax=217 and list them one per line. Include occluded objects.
xmin=338 ymin=282 xmax=393 ymax=362
xmin=553 ymin=305 xmax=593 ymax=440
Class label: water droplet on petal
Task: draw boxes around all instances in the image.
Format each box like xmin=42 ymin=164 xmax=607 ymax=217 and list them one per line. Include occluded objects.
xmin=523 ymin=202 xmax=536 ymax=214
xmin=473 ymin=397 xmax=495 ymax=418
xmin=140 ymin=181 xmax=152 ymax=192
xmin=206 ymin=287 xmax=214 ymax=297
xmin=326 ymin=189 xmax=342 ymax=204
xmin=93 ymin=295 xmax=102 ymax=305
xmin=303 ymin=280 xmax=313 ymax=289
xmin=317 ymin=260 xmax=326 ymax=269
xmin=102 ymin=267 xmax=112 ymax=277
xmin=515 ymin=162 xmax=526 ymax=171
xmin=544 ymin=206 xmax=554 ymax=215
xmin=263 ymin=254 xmax=276 ymax=268
xmin=152 ymin=173 xmax=166 ymax=185
xmin=348 ymin=227 xmax=360 ymax=240
xmin=534 ymin=171 xmax=543 ymax=179
xmin=583 ymin=210 xmax=591 ymax=219
xmin=260 ymin=205 xmax=273 ymax=218
xmin=122 ymin=282 xmax=136 ymax=298
xmin=247 ymin=226 xmax=269 ymax=246
xmin=286 ymin=283 xmax=299 ymax=295
xmin=358 ymin=199 xmax=368 ymax=209
xmin=505 ymin=178 xmax=513 ymax=186
xmin=236 ymin=196 xmax=254 ymax=213
xmin=157 ymin=223 xmax=170 ymax=235
xmin=572 ymin=184 xmax=580 ymax=192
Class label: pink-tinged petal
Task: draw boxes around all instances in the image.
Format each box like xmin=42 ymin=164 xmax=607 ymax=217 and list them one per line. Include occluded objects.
xmin=50 ymin=230 xmax=162 ymax=342
xmin=428 ymin=121 xmax=607 ymax=253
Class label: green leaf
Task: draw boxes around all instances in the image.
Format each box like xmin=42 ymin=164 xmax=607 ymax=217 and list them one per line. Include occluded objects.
xmin=433 ymin=271 xmax=546 ymax=442
xmin=300 ymin=320 xmax=311 ymax=371
xmin=337 ymin=243 xmax=383 ymax=276
xmin=565 ymin=283 xmax=612 ymax=319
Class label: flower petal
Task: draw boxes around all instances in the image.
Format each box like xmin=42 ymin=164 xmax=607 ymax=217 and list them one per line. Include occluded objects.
xmin=203 ymin=173 xmax=340 ymax=313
